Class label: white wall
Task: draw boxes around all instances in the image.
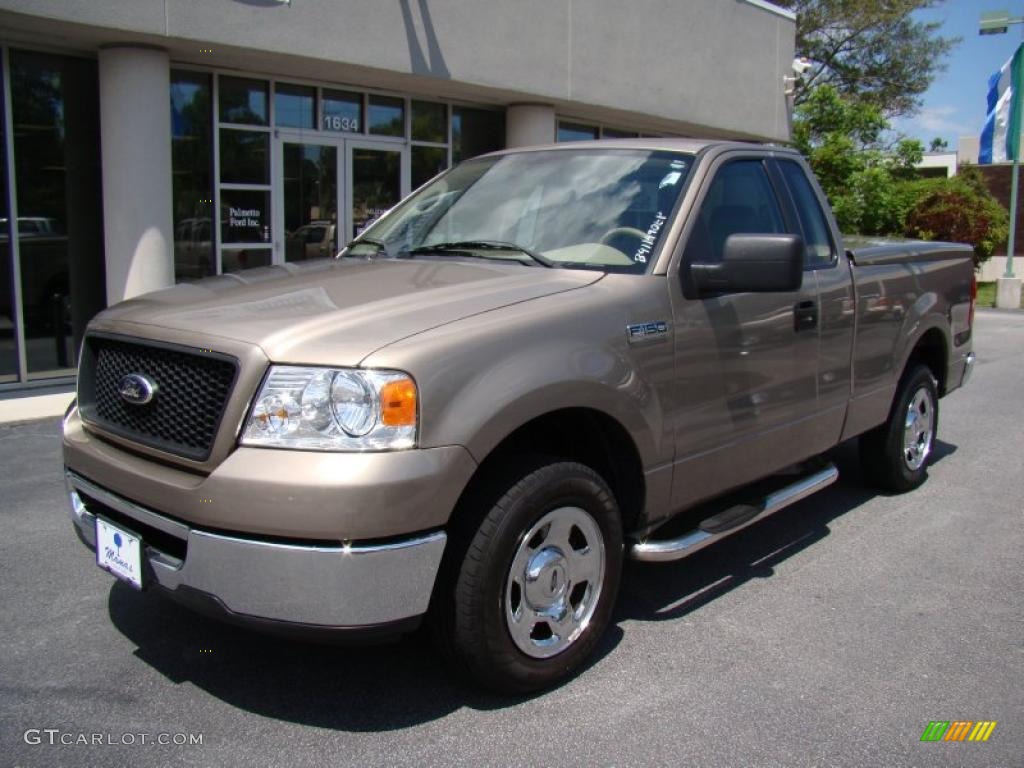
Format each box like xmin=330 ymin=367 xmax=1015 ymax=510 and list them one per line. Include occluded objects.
xmin=917 ymin=152 xmax=957 ymax=178
xmin=0 ymin=0 xmax=796 ymax=141
xmin=978 ymin=256 xmax=1014 ymax=282
xmin=958 ymin=136 xmax=980 ymax=165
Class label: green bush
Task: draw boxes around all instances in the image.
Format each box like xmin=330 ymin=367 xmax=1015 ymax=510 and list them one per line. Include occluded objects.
xmin=903 ymin=168 xmax=1009 ymax=267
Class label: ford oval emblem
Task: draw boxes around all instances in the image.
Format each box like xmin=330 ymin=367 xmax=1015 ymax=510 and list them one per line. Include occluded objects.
xmin=118 ymin=373 xmax=157 ymax=406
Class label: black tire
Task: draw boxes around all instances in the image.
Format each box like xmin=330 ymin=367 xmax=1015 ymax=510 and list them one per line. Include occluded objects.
xmin=859 ymin=364 xmax=939 ymax=492
xmin=434 ymin=459 xmax=623 ymax=694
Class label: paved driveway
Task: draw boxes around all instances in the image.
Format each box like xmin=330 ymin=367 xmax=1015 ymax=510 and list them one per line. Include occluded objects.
xmin=2 ymin=310 xmax=1021 ymax=767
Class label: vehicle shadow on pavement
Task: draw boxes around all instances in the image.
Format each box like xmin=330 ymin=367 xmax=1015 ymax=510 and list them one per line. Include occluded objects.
xmin=107 ymin=574 xmax=624 ymax=729
xmin=105 ymin=438 xmax=954 ymax=729
xmin=618 ymin=438 xmax=957 ymax=623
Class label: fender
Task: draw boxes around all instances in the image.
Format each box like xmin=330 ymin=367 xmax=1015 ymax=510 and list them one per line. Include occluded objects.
xmin=362 ymin=282 xmax=676 ymax=473
xmin=427 ymin=335 xmax=664 ymax=467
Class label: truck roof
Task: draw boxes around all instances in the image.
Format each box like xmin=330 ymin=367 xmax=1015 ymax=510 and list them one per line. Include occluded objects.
xmin=484 ymin=137 xmax=801 ymax=157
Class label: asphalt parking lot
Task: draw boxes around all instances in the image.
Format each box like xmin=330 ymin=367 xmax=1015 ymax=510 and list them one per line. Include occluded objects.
xmin=2 ymin=309 xmax=1022 ymax=768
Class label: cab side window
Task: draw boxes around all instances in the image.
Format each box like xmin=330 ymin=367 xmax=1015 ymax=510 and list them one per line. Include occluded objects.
xmin=686 ymin=159 xmax=785 ymax=264
xmin=777 ymin=160 xmax=836 ymax=268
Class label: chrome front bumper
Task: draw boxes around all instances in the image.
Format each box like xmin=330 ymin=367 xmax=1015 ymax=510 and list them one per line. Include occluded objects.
xmin=66 ymin=470 xmax=446 ymax=629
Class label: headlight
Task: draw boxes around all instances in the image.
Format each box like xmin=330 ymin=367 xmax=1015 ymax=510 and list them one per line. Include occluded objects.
xmin=241 ymin=366 xmax=417 ymax=451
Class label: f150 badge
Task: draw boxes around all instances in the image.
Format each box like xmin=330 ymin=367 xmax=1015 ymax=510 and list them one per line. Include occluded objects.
xmin=626 ymin=321 xmax=669 ymax=344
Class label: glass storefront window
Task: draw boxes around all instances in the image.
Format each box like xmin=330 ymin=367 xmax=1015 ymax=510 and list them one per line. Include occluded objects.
xmin=219 ymin=129 xmax=269 ymax=184
xmin=351 ymin=148 xmax=401 ymax=240
xmin=322 ymin=89 xmax=362 ymax=133
xmin=0 ymin=59 xmax=17 ymax=382
xmin=602 ymin=128 xmax=638 ymax=139
xmin=412 ymin=145 xmax=447 ymax=189
xmin=219 ymin=76 xmax=269 ymax=125
xmin=220 ymin=189 xmax=271 ymax=244
xmin=221 ymin=247 xmax=272 ymax=274
xmin=411 ymin=100 xmax=446 ymax=143
xmin=557 ymin=122 xmax=599 ymax=142
xmin=275 ymin=83 xmax=315 ymax=129
xmin=283 ymin=143 xmax=337 ymax=262
xmin=10 ymin=49 xmax=104 ymax=378
xmin=170 ymin=70 xmax=214 ymax=281
xmin=452 ymin=107 xmax=504 ymax=162
xmin=368 ymin=95 xmax=404 ymax=137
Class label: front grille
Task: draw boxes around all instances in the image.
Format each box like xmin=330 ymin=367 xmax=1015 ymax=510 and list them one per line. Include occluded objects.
xmin=78 ymin=334 xmax=238 ymax=461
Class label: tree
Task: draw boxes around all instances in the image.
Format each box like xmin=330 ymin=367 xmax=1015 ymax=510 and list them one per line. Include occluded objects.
xmin=929 ymin=137 xmax=949 ymax=152
xmin=793 ymin=86 xmax=1009 ymax=252
xmin=793 ymin=85 xmax=923 ymax=234
xmin=779 ymin=0 xmax=959 ymax=119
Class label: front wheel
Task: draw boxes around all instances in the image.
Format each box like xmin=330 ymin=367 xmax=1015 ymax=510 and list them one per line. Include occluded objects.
xmin=441 ymin=460 xmax=623 ymax=694
xmin=859 ymin=364 xmax=939 ymax=492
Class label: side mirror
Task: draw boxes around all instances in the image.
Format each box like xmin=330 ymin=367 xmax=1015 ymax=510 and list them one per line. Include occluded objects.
xmin=690 ymin=233 xmax=804 ymax=294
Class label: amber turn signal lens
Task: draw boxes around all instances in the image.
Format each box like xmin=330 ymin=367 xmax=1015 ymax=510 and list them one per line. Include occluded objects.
xmin=380 ymin=377 xmax=417 ymax=427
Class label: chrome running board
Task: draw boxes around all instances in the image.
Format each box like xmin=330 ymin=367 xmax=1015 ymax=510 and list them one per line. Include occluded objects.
xmin=630 ymin=463 xmax=839 ymax=562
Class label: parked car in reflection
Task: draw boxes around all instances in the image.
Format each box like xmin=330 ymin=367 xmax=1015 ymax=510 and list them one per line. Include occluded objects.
xmin=0 ymin=216 xmax=61 ymax=239
xmin=286 ymin=220 xmax=337 ymax=262
xmin=1 ymin=216 xmax=70 ymax=333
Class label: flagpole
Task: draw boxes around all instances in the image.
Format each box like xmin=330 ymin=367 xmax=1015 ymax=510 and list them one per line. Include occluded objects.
xmin=980 ymin=13 xmax=1024 ymax=307
xmin=1008 ymin=159 xmax=1019 ymax=278
xmin=1009 ymin=36 xmax=1022 ymax=280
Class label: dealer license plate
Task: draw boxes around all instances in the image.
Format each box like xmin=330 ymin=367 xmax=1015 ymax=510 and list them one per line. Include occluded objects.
xmin=95 ymin=518 xmax=143 ymax=589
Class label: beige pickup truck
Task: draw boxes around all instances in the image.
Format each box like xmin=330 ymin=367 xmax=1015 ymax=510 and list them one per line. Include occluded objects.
xmin=62 ymin=140 xmax=976 ymax=693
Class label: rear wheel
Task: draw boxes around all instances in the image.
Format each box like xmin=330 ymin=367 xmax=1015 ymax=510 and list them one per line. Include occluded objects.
xmin=436 ymin=459 xmax=622 ymax=694
xmin=859 ymin=365 xmax=938 ymax=492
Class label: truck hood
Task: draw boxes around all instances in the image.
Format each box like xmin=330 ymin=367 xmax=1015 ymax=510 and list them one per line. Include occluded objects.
xmin=91 ymin=258 xmax=603 ymax=365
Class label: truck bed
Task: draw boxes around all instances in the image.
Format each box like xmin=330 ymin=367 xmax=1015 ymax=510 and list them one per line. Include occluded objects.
xmin=840 ymin=236 xmax=975 ymax=441
xmin=844 ymin=235 xmax=974 ymax=267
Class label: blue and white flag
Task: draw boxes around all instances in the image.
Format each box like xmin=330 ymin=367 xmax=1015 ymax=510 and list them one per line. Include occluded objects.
xmin=980 ymin=43 xmax=1024 ymax=163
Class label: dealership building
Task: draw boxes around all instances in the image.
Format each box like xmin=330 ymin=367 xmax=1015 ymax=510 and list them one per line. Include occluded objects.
xmin=0 ymin=0 xmax=795 ymax=404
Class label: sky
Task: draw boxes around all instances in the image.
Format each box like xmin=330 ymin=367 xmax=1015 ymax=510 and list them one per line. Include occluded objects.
xmin=891 ymin=0 xmax=1024 ymax=151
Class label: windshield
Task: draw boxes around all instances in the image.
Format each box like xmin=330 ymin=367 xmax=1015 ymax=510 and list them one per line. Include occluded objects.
xmin=344 ymin=148 xmax=693 ymax=273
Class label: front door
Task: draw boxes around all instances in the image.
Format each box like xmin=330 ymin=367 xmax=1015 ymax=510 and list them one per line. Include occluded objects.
xmin=667 ymin=155 xmax=822 ymax=512
xmin=276 ymin=136 xmax=341 ymax=264
xmin=275 ymin=137 xmax=408 ymax=263
xmin=345 ymin=141 xmax=408 ymax=242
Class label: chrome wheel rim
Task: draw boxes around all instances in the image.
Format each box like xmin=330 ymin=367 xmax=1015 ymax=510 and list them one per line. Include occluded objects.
xmin=505 ymin=506 xmax=605 ymax=659
xmin=903 ymin=386 xmax=934 ymax=471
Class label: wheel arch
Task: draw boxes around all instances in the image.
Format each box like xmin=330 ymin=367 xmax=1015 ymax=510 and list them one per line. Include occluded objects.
xmin=450 ymin=406 xmax=647 ymax=539
xmin=900 ymin=324 xmax=950 ymax=395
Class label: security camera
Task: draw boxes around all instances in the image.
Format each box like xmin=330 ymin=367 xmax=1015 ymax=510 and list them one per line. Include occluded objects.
xmin=791 ymin=57 xmax=812 ymax=76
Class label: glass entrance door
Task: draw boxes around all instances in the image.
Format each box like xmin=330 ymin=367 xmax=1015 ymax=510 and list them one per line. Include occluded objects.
xmin=277 ymin=136 xmax=340 ymax=264
xmin=275 ymin=137 xmax=407 ymax=263
xmin=346 ymin=142 xmax=408 ymax=242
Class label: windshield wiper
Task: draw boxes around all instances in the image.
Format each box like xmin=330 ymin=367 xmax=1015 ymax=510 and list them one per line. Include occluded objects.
xmin=343 ymin=236 xmax=389 ymax=257
xmin=408 ymin=240 xmax=554 ymax=268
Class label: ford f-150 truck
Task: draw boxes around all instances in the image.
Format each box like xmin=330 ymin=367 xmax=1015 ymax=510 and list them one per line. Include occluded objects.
xmin=62 ymin=139 xmax=976 ymax=693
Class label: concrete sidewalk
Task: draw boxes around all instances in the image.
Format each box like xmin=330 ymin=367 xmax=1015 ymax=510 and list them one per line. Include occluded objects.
xmin=0 ymin=386 xmax=74 ymax=425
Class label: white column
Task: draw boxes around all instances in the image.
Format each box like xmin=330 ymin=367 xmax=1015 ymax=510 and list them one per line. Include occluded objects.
xmin=99 ymin=45 xmax=175 ymax=303
xmin=506 ymin=104 xmax=556 ymax=148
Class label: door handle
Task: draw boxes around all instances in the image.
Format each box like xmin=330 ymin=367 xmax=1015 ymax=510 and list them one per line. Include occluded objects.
xmin=793 ymin=300 xmax=818 ymax=332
